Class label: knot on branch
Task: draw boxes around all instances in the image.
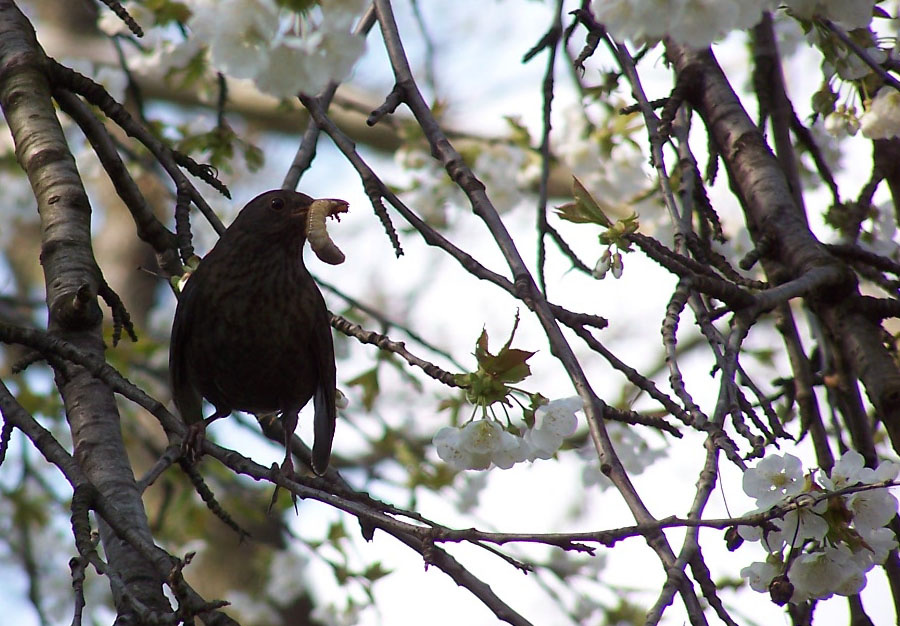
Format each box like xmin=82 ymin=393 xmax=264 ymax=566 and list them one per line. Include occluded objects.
xmin=50 ymin=282 xmax=103 ymax=332
xmin=368 ymin=83 xmax=405 ymax=126
xmin=444 ymin=152 xmax=485 ymax=194
xmin=70 ymin=483 xmax=100 ymax=557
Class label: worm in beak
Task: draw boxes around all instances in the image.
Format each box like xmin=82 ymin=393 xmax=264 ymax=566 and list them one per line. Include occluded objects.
xmin=307 ymin=198 xmax=349 ymax=265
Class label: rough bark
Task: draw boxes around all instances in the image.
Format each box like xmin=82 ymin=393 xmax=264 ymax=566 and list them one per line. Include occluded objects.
xmin=0 ymin=1 xmax=169 ymax=620
xmin=666 ymin=43 xmax=900 ymax=456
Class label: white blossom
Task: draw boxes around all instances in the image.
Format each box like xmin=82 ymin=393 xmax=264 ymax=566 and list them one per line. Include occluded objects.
xmin=189 ymin=0 xmax=280 ymax=79
xmin=536 ymin=397 xmax=581 ymax=437
xmin=789 ymin=544 xmax=866 ymax=602
xmin=861 ymin=88 xmax=900 ymax=140
xmin=847 ymin=488 xmax=898 ymax=534
xmin=823 ymin=106 xmax=859 ymax=137
xmin=772 ymin=501 xmax=829 ymax=548
xmin=589 ymin=0 xmax=776 ymax=48
xmin=581 ymin=421 xmax=666 ymax=488
xmin=819 ymin=450 xmax=900 ymax=533
xmin=434 ymin=426 xmax=483 ymax=470
xmin=742 ymin=453 xmax=806 ymax=509
xmin=459 ymin=419 xmax=504 ymax=455
xmin=492 ymin=431 xmax=530 ymax=469
xmin=740 ymin=560 xmax=780 ymax=593
xmin=523 ymin=427 xmax=562 ymax=460
xmin=739 ymin=450 xmax=899 ymax=604
xmin=852 ymin=526 xmax=898 ymax=569
xmin=433 ymin=399 xmax=582 ymax=470
xmin=783 ymin=0 xmax=875 ymax=30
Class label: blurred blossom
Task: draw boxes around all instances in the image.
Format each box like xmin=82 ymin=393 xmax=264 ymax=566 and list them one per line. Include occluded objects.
xmin=433 ymin=398 xmax=582 ymax=470
xmin=98 ymin=1 xmax=155 ymax=36
xmin=783 ymin=0 xmax=876 ymax=30
xmin=189 ymin=0 xmax=280 ymax=79
xmin=554 ymin=105 xmax=659 ymax=230
xmin=741 ymin=560 xmax=780 ymax=593
xmin=822 ymin=106 xmax=859 ymax=138
xmin=590 ymin=0 xmax=777 ymax=47
xmin=789 ymin=545 xmax=866 ymax=602
xmin=861 ymin=87 xmax=900 ymax=140
xmin=580 ymin=421 xmax=666 ymax=489
xmin=182 ymin=0 xmax=366 ymax=97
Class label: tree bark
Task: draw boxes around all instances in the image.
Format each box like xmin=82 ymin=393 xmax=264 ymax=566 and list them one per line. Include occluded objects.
xmin=0 ymin=1 xmax=169 ymax=620
xmin=666 ymin=43 xmax=900 ymax=456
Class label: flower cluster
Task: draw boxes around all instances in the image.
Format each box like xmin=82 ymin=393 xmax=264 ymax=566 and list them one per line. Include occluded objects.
xmin=589 ymin=0 xmax=778 ymax=48
xmin=738 ymin=451 xmax=899 ymax=605
xmin=860 ymin=88 xmax=900 ymax=140
xmin=99 ymin=2 xmax=203 ymax=77
xmin=433 ymin=397 xmax=582 ymax=471
xmin=580 ymin=421 xmax=666 ymax=489
xmin=589 ymin=0 xmax=878 ymax=48
xmin=592 ymin=248 xmax=624 ymax=279
xmin=823 ymin=104 xmax=860 ymax=138
xmin=783 ymin=0 xmax=876 ymax=30
xmin=554 ymin=106 xmax=653 ymax=221
xmin=395 ymin=140 xmax=537 ymax=227
xmin=187 ymin=0 xmax=366 ymax=98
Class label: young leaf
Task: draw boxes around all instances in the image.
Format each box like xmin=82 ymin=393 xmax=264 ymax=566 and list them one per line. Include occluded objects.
xmin=555 ymin=177 xmax=613 ymax=226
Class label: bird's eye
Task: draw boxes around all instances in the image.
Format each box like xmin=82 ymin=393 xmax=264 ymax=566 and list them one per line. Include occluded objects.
xmin=270 ymin=197 xmax=285 ymax=211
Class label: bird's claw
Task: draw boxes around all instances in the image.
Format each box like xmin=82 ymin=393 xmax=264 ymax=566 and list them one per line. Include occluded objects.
xmin=267 ymin=459 xmax=299 ymax=514
xmin=181 ymin=421 xmax=207 ymax=464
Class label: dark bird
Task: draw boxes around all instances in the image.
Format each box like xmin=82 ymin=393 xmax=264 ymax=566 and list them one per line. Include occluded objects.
xmin=169 ymin=189 xmax=347 ymax=477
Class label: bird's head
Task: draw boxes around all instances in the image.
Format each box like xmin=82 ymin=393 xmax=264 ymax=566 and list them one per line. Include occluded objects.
xmin=229 ymin=190 xmax=348 ymax=264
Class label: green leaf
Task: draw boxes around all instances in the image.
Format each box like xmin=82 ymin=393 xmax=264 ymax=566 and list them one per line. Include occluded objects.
xmin=598 ymin=213 xmax=640 ymax=248
xmin=555 ymin=177 xmax=613 ymax=226
xmin=274 ymin=0 xmax=316 ymax=13
xmin=504 ymin=115 xmax=533 ymax=147
xmin=363 ymin=562 xmax=392 ymax=582
xmin=347 ymin=367 xmax=380 ymax=411
xmin=243 ymin=142 xmax=265 ymax=172
xmin=143 ymin=0 xmax=191 ymax=23
xmin=327 ymin=521 xmax=348 ymax=543
xmin=811 ymin=83 xmax=838 ymax=117
xmin=473 ymin=316 xmax=534 ymax=385
xmin=464 ymin=313 xmax=536 ymax=407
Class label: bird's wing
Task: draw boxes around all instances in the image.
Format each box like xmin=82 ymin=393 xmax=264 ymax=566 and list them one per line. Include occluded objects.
xmin=169 ymin=278 xmax=204 ymax=426
xmin=311 ymin=306 xmax=337 ymax=475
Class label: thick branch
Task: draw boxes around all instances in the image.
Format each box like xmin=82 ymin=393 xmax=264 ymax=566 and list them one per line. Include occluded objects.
xmin=0 ymin=4 xmax=169 ymax=618
xmin=665 ymin=43 xmax=900 ymax=456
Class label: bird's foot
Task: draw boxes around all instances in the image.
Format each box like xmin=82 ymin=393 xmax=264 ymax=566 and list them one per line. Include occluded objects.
xmin=181 ymin=421 xmax=207 ymax=464
xmin=267 ymin=456 xmax=299 ymax=514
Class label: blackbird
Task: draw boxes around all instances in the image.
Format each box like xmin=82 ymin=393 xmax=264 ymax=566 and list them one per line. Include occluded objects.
xmin=169 ymin=189 xmax=346 ymax=476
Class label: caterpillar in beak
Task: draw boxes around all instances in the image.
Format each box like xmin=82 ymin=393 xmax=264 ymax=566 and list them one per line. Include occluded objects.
xmin=307 ymin=198 xmax=349 ymax=265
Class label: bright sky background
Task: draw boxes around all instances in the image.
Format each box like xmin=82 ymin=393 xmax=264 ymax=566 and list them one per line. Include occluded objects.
xmin=2 ymin=1 xmax=899 ymax=625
